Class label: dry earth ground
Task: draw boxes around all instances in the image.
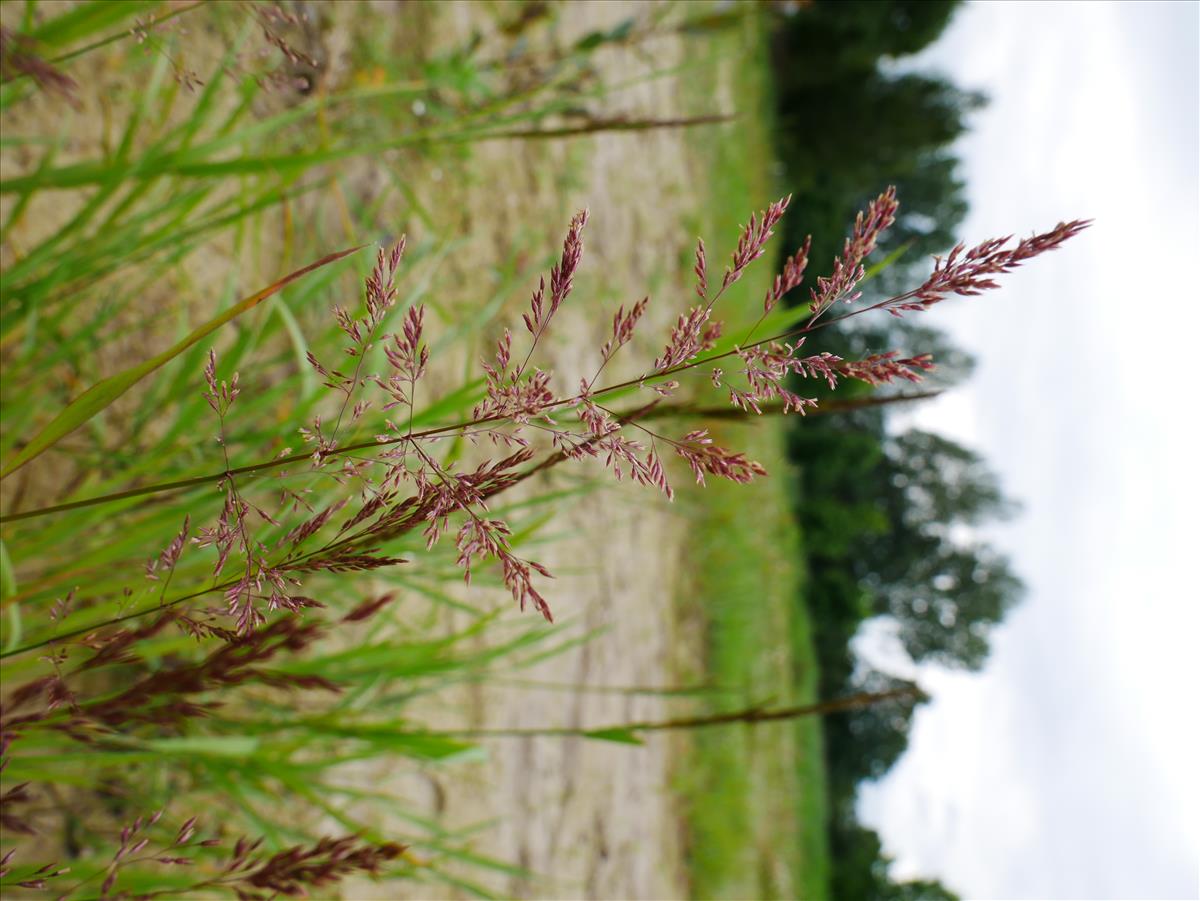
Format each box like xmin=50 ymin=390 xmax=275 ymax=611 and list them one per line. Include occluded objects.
xmin=339 ymin=4 xmax=721 ymax=898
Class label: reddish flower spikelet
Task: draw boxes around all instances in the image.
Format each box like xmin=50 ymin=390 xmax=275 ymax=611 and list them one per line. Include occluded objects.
xmin=0 ymin=780 xmax=37 ymax=836
xmin=0 ymin=616 xmax=347 ymax=810
xmin=522 ymin=209 xmax=589 ymax=342
xmin=886 ymin=219 xmax=1092 ymax=315
xmin=674 ymin=430 xmax=768 ymax=486
xmin=721 ymin=195 xmax=791 ymax=292
xmin=500 ymin=551 xmax=554 ymax=621
xmin=254 ymin=2 xmax=319 ymax=69
xmin=224 ymin=833 xmax=406 ymax=898
xmin=305 ymin=237 xmax=408 ymax=456
xmin=0 ymin=27 xmax=80 ymax=108
xmin=377 ymin=304 xmax=429 ymax=411
xmin=478 ymin=211 xmax=591 ymax=424
xmin=838 ymin=352 xmax=936 ymax=386
xmin=765 ymin=235 xmax=812 ymax=314
xmin=550 ymin=210 xmax=589 ymax=311
xmin=31 ymin=807 xmax=400 ymax=901
xmin=654 ymin=196 xmax=788 ymax=372
xmin=725 ymin=338 xmax=828 ymax=416
xmin=146 ymin=516 xmax=190 ymax=582
xmin=600 ymin=296 xmax=649 ymax=366
xmin=203 ymin=350 xmax=240 ymax=416
xmin=283 ymin=500 xmax=348 ymax=548
xmin=654 ymin=305 xmax=713 ymax=371
xmin=0 ymin=846 xmax=70 ymax=892
xmin=474 ymin=365 xmax=555 ymax=423
xmin=810 ymin=186 xmax=899 ymax=316
xmin=572 ymin=385 xmax=617 ymax=439
xmin=49 ymin=589 xmax=73 ymax=622
xmin=341 ymin=593 xmax=397 ymax=623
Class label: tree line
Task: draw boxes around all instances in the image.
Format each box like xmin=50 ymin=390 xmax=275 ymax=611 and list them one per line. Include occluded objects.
xmin=768 ymin=2 xmax=1018 ymax=898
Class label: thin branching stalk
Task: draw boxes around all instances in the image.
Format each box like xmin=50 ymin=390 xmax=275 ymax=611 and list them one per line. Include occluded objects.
xmin=429 ymin=687 xmax=928 ymax=738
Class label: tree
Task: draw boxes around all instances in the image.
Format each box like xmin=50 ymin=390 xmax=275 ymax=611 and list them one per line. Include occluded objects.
xmin=830 ymin=822 xmax=961 ymax=901
xmin=770 ymin=0 xmax=982 ymax=302
xmin=855 ymin=429 xmax=1022 ymax=670
xmin=886 ymin=878 xmax=962 ymax=901
xmin=825 ymin=670 xmax=926 ymax=799
xmin=764 ymin=5 xmax=1013 ymax=889
xmin=865 ymin=542 xmax=1021 ymax=670
xmin=770 ymin=0 xmax=962 ymax=85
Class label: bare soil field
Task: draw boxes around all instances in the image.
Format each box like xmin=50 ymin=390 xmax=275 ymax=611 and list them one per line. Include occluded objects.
xmin=337 ymin=5 xmax=723 ymax=897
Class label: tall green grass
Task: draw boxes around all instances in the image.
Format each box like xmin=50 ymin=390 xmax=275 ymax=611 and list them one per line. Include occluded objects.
xmin=671 ymin=15 xmax=830 ymax=900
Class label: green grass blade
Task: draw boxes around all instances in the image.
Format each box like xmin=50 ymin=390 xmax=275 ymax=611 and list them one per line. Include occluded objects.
xmin=27 ymin=0 xmax=161 ymax=49
xmin=0 ymin=538 xmax=16 ymax=600
xmin=581 ymin=727 xmax=645 ymax=745
xmin=0 ymin=244 xmax=364 ymax=478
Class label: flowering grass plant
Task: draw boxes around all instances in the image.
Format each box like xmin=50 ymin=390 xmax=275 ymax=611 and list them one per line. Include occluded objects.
xmin=0 ymin=170 xmax=1085 ymax=895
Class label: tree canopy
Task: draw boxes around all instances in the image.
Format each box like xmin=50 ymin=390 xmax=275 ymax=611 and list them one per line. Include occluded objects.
xmin=765 ymin=1 xmax=1009 ymax=897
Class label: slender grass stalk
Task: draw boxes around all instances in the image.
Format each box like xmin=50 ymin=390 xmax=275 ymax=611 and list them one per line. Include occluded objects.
xmin=0 ymin=276 xmax=993 ymax=523
xmin=432 ymin=687 xmax=927 ymax=740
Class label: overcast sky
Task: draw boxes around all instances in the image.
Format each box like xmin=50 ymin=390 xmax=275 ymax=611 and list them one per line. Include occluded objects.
xmin=855 ymin=2 xmax=1200 ymax=898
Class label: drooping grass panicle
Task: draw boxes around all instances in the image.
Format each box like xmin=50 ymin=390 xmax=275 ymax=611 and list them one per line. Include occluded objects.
xmin=883 ymin=218 xmax=1093 ymax=315
xmin=651 ymin=197 xmax=791 ymax=375
xmin=7 ymin=804 xmax=402 ymax=901
xmin=765 ymin=236 xmax=812 ymax=316
xmin=809 ymin=186 xmax=899 ymax=321
xmin=722 ymin=194 xmax=791 ymax=294
xmin=306 ymin=238 xmax=409 ymax=455
xmin=516 ymin=209 xmax=590 ymax=371
xmin=475 ymin=210 xmax=590 ymax=424
xmin=0 ymin=26 xmax=79 ymax=107
xmin=0 ymin=192 xmax=1088 ymax=648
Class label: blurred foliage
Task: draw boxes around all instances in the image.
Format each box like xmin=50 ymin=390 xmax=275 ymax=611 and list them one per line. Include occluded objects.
xmin=832 ymin=821 xmax=960 ymax=901
xmin=765 ymin=1 xmax=1022 ymax=898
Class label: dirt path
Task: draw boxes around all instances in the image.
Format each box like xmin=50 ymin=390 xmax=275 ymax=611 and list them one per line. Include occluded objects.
xmin=339 ymin=4 xmax=718 ymax=898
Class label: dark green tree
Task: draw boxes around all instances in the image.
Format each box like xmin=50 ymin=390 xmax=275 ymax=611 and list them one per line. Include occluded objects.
xmin=880 ymin=429 xmax=1014 ymax=532
xmin=770 ymin=0 xmax=981 ymax=302
xmin=771 ymin=0 xmax=961 ymax=85
xmin=886 ymin=878 xmax=962 ymax=901
xmin=826 ymin=670 xmax=926 ymax=800
xmin=830 ymin=822 xmax=961 ymax=901
xmin=856 ymin=429 xmax=1022 ymax=670
xmin=764 ymin=5 xmax=1008 ymax=894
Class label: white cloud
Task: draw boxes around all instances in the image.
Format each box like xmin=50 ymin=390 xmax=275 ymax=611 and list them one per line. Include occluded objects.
xmin=858 ymin=2 xmax=1200 ymax=897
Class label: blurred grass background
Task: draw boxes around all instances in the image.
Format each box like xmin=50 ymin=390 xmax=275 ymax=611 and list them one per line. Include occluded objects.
xmin=670 ymin=26 xmax=828 ymax=899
